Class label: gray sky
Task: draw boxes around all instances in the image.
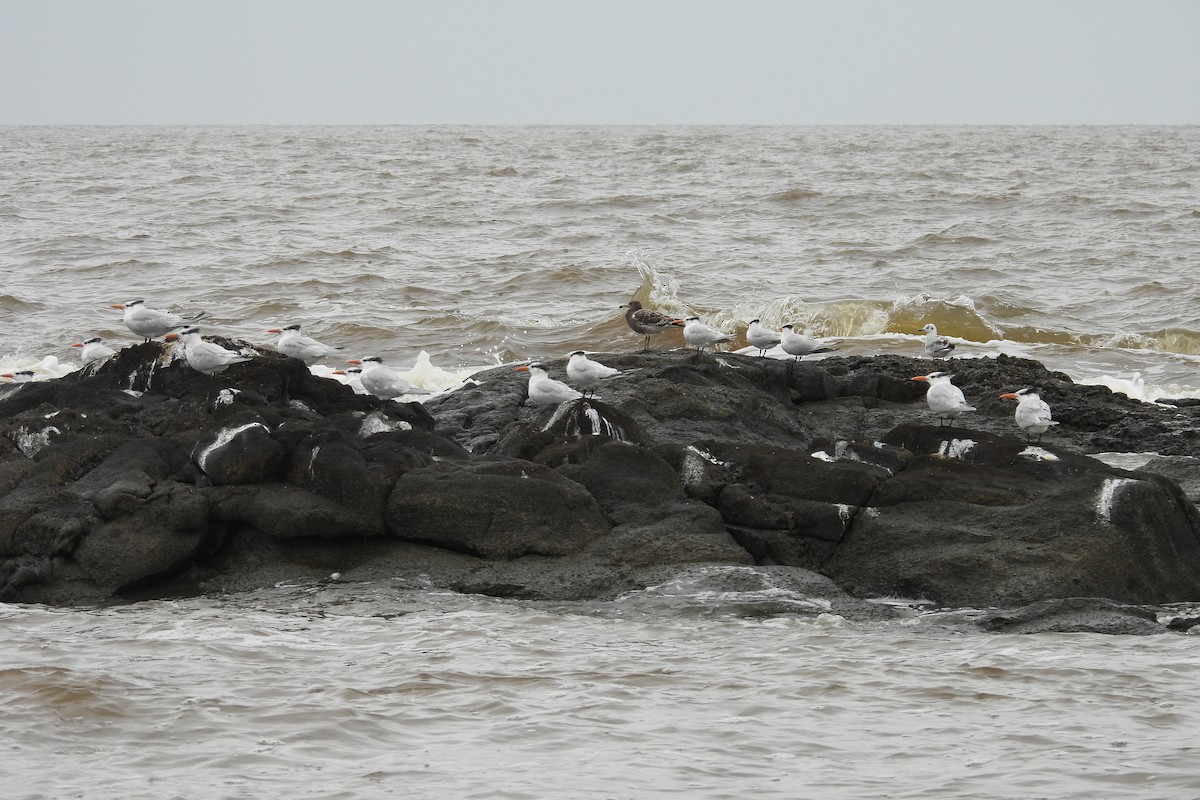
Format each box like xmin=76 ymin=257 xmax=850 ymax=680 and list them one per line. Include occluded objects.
xmin=3 ymin=0 xmax=1197 ymax=124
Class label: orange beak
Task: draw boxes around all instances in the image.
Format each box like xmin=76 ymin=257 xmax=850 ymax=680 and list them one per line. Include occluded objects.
xmin=331 ymin=370 xmax=346 ymax=375
xmin=110 ymin=304 xmax=125 ymax=310
xmin=266 ymin=328 xmax=282 ymax=334
xmin=910 ymin=376 xmax=929 ymax=383
xmin=515 ymin=365 xmax=530 ymax=372
xmin=671 ymin=319 xmax=686 ymax=326
xmin=70 ymin=342 xmax=83 ymax=348
xmin=999 ymin=393 xmax=1019 ymax=400
xmin=346 ymin=359 xmax=362 ymax=365
xmin=0 ymin=373 xmax=12 ymax=379
xmin=163 ymin=333 xmax=179 ymax=342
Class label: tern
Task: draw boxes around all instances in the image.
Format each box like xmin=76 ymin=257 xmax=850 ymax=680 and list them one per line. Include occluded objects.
xmin=621 ymin=300 xmax=684 ymax=351
xmin=566 ymin=351 xmax=624 ymax=398
xmin=0 ymin=370 xmax=37 ymax=382
xmin=516 ymin=362 xmax=583 ymax=406
xmin=682 ymin=317 xmax=734 ymax=352
xmin=746 ymin=319 xmax=783 ymax=357
xmin=780 ymin=325 xmax=837 ymax=360
xmin=71 ymin=337 xmax=116 ymax=364
xmin=347 ymin=356 xmax=430 ymax=400
xmin=267 ymin=324 xmax=341 ymax=365
xmin=177 ymin=328 xmax=252 ymax=374
xmin=911 ymin=372 xmax=975 ymax=427
xmin=920 ymin=323 xmax=956 ymax=359
xmin=1000 ymin=388 xmax=1059 ymax=442
xmin=111 ymin=299 xmax=207 ymax=342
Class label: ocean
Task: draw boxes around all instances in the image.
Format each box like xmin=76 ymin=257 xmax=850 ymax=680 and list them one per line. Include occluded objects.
xmin=2 ymin=125 xmax=1199 ymax=798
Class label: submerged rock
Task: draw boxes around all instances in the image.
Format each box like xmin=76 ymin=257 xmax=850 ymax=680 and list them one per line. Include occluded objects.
xmin=1 ymin=341 xmax=1199 ymax=628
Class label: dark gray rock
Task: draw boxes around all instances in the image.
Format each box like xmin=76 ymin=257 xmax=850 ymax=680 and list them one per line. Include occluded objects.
xmin=386 ymin=458 xmax=610 ymax=559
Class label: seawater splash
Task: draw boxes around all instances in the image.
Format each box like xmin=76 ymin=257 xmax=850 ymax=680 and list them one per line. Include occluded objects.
xmin=626 ymin=249 xmax=691 ymax=319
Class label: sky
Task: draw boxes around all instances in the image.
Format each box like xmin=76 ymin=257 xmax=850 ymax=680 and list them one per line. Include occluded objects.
xmin=2 ymin=0 xmax=1198 ymax=125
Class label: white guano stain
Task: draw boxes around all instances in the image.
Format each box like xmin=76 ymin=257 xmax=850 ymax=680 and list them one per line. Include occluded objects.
xmin=681 ymin=445 xmax=730 ymax=486
xmin=1096 ymin=477 xmax=1138 ymax=523
xmin=195 ymin=422 xmax=269 ymax=473
xmin=1019 ymin=446 xmax=1060 ymax=462
xmin=810 ymin=451 xmax=835 ymax=462
xmin=215 ymin=388 xmax=241 ymax=406
xmin=15 ymin=426 xmax=60 ymax=458
xmin=937 ymin=439 xmax=976 ymax=459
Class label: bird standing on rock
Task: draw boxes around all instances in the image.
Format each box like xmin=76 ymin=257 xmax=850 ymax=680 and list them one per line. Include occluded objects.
xmin=72 ymin=337 xmax=116 ymax=364
xmin=268 ymin=324 xmax=341 ymax=365
xmin=920 ymin=323 xmax=956 ymax=359
xmin=566 ymin=351 xmax=624 ymax=398
xmin=780 ymin=325 xmax=837 ymax=361
xmin=682 ymin=317 xmax=734 ymax=352
xmin=911 ymin=372 xmax=975 ymax=427
xmin=1000 ymin=388 xmax=1059 ymax=442
xmin=746 ymin=319 xmax=782 ymax=357
xmin=516 ymin=362 xmax=583 ymax=406
xmin=622 ymin=300 xmax=684 ymax=351
xmin=111 ymin=299 xmax=207 ymax=342
xmin=176 ymin=328 xmax=252 ymax=374
xmin=347 ymin=356 xmax=430 ymax=400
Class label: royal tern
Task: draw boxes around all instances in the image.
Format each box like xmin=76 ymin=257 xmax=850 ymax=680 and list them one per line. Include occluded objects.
xmin=780 ymin=325 xmax=837 ymax=360
xmin=0 ymin=370 xmax=37 ymax=382
xmin=330 ymin=367 xmax=367 ymax=394
xmin=920 ymin=323 xmax=956 ymax=359
xmin=911 ymin=372 xmax=975 ymax=427
xmin=267 ymin=324 xmax=341 ymax=365
xmin=682 ymin=317 xmax=734 ymax=352
xmin=746 ymin=319 xmax=783 ymax=357
xmin=516 ymin=362 xmax=583 ymax=406
xmin=1000 ymin=388 xmax=1059 ymax=442
xmin=177 ymin=328 xmax=252 ymax=374
xmin=71 ymin=337 xmax=116 ymax=364
xmin=621 ymin=300 xmax=684 ymax=351
xmin=347 ymin=356 xmax=430 ymax=400
xmin=566 ymin=351 xmax=624 ymax=397
xmin=111 ymin=299 xmax=207 ymax=342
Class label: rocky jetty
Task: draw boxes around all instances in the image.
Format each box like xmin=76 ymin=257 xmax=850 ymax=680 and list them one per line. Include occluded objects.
xmin=3 ymin=339 xmax=1200 ymax=633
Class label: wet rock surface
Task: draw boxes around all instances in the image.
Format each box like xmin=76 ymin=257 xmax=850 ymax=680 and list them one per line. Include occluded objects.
xmin=2 ymin=341 xmax=1200 ymax=632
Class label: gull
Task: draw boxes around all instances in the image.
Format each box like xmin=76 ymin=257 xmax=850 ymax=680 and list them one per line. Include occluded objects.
xmin=911 ymin=372 xmax=975 ymax=427
xmin=111 ymin=299 xmax=207 ymax=342
xmin=566 ymin=351 xmax=624 ymax=398
xmin=267 ymin=324 xmax=341 ymax=365
xmin=71 ymin=337 xmax=116 ymax=364
xmin=516 ymin=362 xmax=583 ymax=406
xmin=1000 ymin=388 xmax=1059 ymax=442
xmin=347 ymin=356 xmax=431 ymax=400
xmin=682 ymin=317 xmax=734 ymax=352
xmin=621 ymin=300 xmax=684 ymax=351
xmin=177 ymin=327 xmax=252 ymax=374
xmin=920 ymin=323 xmax=956 ymax=359
xmin=780 ymin=325 xmax=837 ymax=360
xmin=746 ymin=319 xmax=783 ymax=357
